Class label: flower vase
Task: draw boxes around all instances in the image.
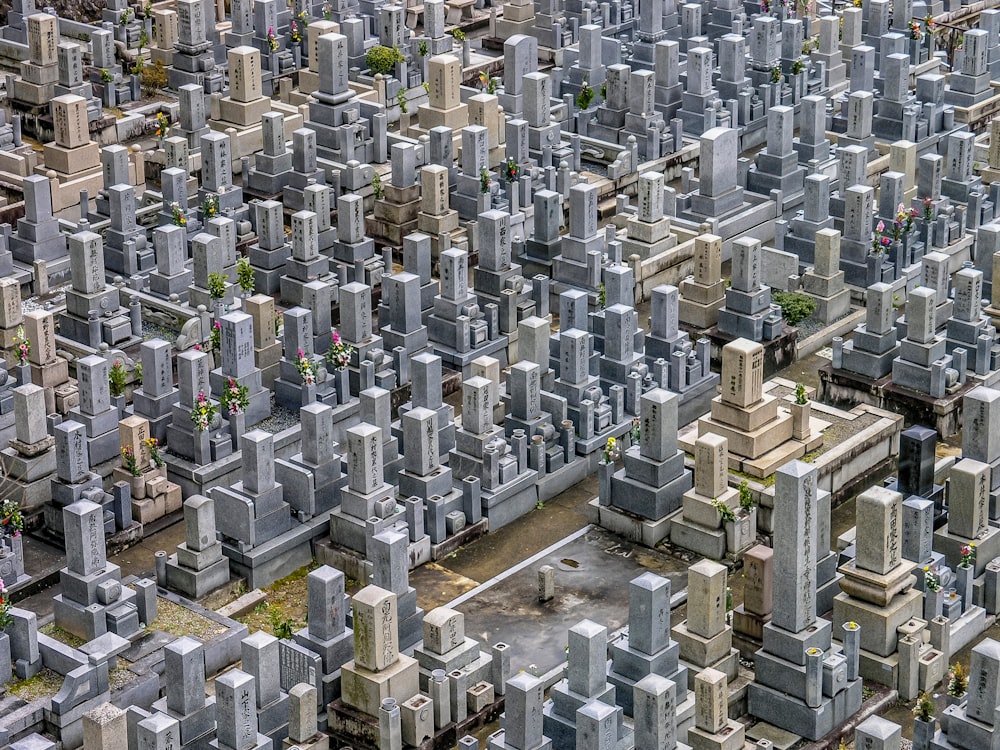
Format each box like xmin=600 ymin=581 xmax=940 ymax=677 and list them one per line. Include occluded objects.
xmin=866 ymin=253 xmax=885 ymax=287
xmin=789 ymin=71 xmax=805 ymax=102
xmin=725 ymin=507 xmax=756 ymax=554
xmin=791 ymin=401 xmax=810 ymax=440
xmin=913 ymin=716 xmax=936 ymax=750
xmin=112 ymin=394 xmax=127 ymax=418
xmin=301 ymin=382 xmax=317 ymax=406
xmin=14 ymin=363 xmax=30 ymax=387
xmin=229 ymin=412 xmax=245 ymax=450
xmin=268 ymin=50 xmax=279 ymax=73
xmin=957 ymin=563 xmax=973 ymax=612
xmin=193 ymin=429 xmax=211 ymax=465
xmin=598 ymin=461 xmax=613 ymax=506
xmin=946 ymin=691 xmax=967 ymax=709
xmin=334 ymin=368 xmax=350 ymax=405
xmin=462 ymin=39 xmax=471 ymax=67
xmin=505 ymin=180 xmax=518 ymax=213
xmin=129 ymin=473 xmax=145 ymax=499
xmin=924 ymin=587 xmax=944 ymax=621
xmin=292 ymin=43 xmax=302 ymax=68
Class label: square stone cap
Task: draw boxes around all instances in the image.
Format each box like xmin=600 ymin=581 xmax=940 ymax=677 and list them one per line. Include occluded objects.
xmin=856 ymin=715 xmax=903 ymax=739
xmin=570 ymin=619 xmax=607 ymax=639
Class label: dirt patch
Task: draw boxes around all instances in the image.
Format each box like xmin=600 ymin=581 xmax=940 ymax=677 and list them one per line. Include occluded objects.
xmin=236 ymin=559 xmax=362 ymax=637
xmin=8 ymin=668 xmax=63 ymax=702
xmin=152 ymin=597 xmax=228 ymax=641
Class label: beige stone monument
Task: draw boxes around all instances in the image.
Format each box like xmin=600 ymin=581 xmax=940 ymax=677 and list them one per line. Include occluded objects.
xmin=218 ymin=46 xmax=272 ymax=127
xmin=413 ymin=55 xmax=469 ymax=142
xmin=340 ymin=585 xmax=420 ymax=716
xmin=679 ymin=233 xmax=727 ymax=330
xmin=687 ymin=338 xmax=827 ymax=477
xmin=671 ymin=559 xmax=739 ymax=683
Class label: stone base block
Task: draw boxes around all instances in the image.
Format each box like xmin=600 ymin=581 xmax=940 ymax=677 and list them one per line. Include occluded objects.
xmin=340 ymin=654 xmax=419 ymax=717
xmin=586 ymin=499 xmax=675 ymax=548
xmin=697 ymin=411 xmax=794 ymax=460
xmin=669 ymin=516 xmax=727 ymax=560
xmin=687 ymin=719 xmax=744 ymax=750
xmin=761 ymin=620 xmax=832 ymax=666
xmin=672 ymin=621 xmax=733 ymax=668
xmin=836 ymin=559 xmax=916 ymax=606
xmin=747 ymin=682 xmax=835 ymax=742
xmin=831 ymin=588 xmax=922 ymax=657
xmin=164 ymin=555 xmax=231 ymax=600
xmin=609 ymin=470 xmax=692 ymax=521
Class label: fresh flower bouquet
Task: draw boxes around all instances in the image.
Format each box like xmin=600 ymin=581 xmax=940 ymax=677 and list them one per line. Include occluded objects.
xmin=202 ymin=194 xmax=219 ymax=220
xmin=170 ymin=201 xmax=187 ymax=227
xmin=327 ymin=329 xmax=354 ymax=370
xmin=924 ymin=565 xmax=941 ymax=592
xmin=155 ymin=111 xmax=170 ymax=141
xmin=960 ymin=543 xmax=976 ymax=568
xmin=121 ymin=445 xmax=142 ymax=477
xmin=872 ymin=220 xmax=893 ymax=254
xmin=220 ymin=376 xmax=250 ymax=415
xmin=296 ymin=349 xmax=316 ymax=385
xmin=505 ymin=156 xmax=519 ymax=183
xmin=0 ymin=499 xmax=23 ymax=538
xmin=267 ymin=27 xmax=280 ymax=51
xmin=601 ymin=436 xmax=620 ymax=464
xmin=12 ymin=325 xmax=29 ymax=365
xmin=144 ymin=437 xmax=165 ymax=468
xmin=190 ymin=391 xmax=217 ymax=432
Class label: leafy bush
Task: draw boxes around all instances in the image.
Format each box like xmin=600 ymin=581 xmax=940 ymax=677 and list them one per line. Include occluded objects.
xmin=773 ymin=291 xmax=816 ymax=325
xmin=365 ymin=45 xmax=403 ymax=76
xmin=140 ymin=60 xmax=168 ymax=97
xmin=109 ymin=361 xmax=128 ymax=398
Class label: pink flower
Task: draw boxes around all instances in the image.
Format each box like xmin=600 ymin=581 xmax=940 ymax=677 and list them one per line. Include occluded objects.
xmin=876 ymin=220 xmax=885 ymax=233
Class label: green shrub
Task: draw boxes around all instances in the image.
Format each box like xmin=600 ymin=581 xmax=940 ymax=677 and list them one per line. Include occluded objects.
xmin=773 ymin=291 xmax=816 ymax=325
xmin=139 ymin=60 xmax=168 ymax=97
xmin=365 ymin=45 xmax=403 ymax=76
